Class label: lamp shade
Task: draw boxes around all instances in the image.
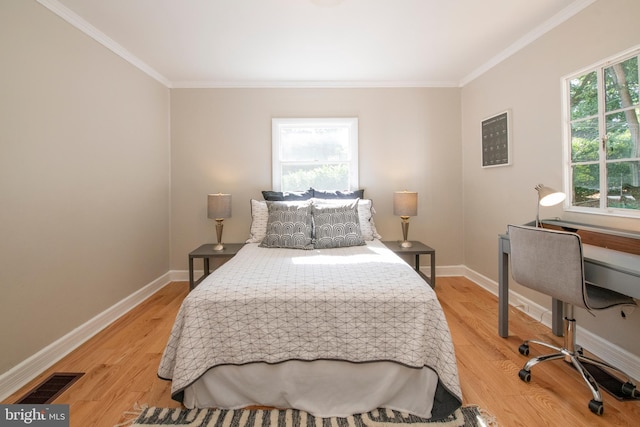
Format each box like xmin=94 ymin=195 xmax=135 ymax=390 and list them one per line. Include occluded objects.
xmin=536 ymin=185 xmax=566 ymax=207
xmin=393 ymin=191 xmax=418 ymax=216
xmin=208 ymin=193 xmax=232 ymax=219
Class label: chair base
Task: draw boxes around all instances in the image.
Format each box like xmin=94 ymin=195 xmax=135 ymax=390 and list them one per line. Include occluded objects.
xmin=518 ymin=317 xmax=639 ymax=415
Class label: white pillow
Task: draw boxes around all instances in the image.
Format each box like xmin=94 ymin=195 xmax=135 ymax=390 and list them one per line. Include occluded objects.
xmin=246 ymin=199 xmax=268 ymax=243
xmin=310 ymin=198 xmax=381 ymax=241
xmin=367 ymin=203 xmax=382 ymax=240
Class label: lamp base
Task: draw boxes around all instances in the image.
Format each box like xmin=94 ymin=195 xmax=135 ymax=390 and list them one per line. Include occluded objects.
xmin=399 ymin=216 xmax=412 ymax=248
xmin=214 ymin=219 xmax=225 ymax=251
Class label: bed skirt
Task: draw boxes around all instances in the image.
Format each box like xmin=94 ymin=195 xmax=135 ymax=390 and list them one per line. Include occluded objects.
xmin=182 ymin=359 xmax=441 ymax=418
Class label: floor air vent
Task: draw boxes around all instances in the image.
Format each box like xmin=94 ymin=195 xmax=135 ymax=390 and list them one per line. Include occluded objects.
xmin=15 ymin=372 xmax=84 ymax=404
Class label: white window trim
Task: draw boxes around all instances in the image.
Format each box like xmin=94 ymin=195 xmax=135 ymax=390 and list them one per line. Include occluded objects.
xmin=562 ymin=45 xmax=640 ymax=219
xmin=271 ymin=117 xmax=359 ymax=191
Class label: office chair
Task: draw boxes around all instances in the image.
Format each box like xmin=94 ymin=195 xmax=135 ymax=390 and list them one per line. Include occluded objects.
xmin=507 ymin=224 xmax=638 ymax=415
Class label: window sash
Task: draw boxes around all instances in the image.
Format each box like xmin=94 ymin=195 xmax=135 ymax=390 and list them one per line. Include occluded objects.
xmin=564 ymin=46 xmax=640 ymax=217
xmin=272 ymin=118 xmax=358 ymax=192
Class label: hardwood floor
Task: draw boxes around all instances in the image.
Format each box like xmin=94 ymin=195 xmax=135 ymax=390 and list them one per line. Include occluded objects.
xmin=438 ymin=277 xmax=640 ymax=426
xmin=3 ymin=278 xmax=639 ymax=426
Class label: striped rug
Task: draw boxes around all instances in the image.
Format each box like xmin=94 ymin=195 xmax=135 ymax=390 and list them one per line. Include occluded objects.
xmin=127 ymin=406 xmax=494 ymax=427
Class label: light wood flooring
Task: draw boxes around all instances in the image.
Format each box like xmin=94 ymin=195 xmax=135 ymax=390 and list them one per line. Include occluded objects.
xmin=3 ymin=277 xmax=640 ymax=426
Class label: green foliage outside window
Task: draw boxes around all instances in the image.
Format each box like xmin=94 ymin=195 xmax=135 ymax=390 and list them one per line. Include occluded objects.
xmin=282 ymin=164 xmax=349 ymax=192
xmin=568 ymin=52 xmax=640 ymax=213
xmin=273 ymin=118 xmax=358 ymax=193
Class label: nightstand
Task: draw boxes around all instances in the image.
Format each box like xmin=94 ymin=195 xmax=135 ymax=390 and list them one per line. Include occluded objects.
xmin=382 ymin=241 xmax=436 ymax=288
xmin=188 ymin=243 xmax=244 ymax=290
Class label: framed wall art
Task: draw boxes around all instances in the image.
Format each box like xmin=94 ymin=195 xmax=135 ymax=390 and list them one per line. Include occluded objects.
xmin=481 ymin=110 xmax=511 ymax=168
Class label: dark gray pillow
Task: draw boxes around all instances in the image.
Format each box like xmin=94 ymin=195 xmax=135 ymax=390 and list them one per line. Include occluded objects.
xmin=312 ymin=202 xmax=365 ymax=249
xmin=260 ymin=202 xmax=313 ymax=250
xmin=312 ymin=188 xmax=365 ymax=199
xmin=262 ymin=188 xmax=313 ymax=201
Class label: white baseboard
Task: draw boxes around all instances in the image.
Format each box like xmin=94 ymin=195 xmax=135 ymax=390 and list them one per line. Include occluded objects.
xmin=2 ymin=265 xmax=638 ymax=403
xmin=430 ymin=265 xmax=467 ymax=277
xmin=0 ymin=272 xmax=173 ymax=402
xmin=462 ymin=267 xmax=552 ymax=325
xmin=460 ymin=266 xmax=640 ymax=381
xmin=170 ymin=269 xmax=191 ymax=282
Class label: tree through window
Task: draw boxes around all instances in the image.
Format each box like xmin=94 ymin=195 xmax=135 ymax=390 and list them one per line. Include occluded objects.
xmin=565 ymin=47 xmax=640 ymax=215
xmin=271 ymin=118 xmax=358 ymax=192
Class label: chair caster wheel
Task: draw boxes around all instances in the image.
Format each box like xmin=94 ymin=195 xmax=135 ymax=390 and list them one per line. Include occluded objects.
xmin=518 ymin=344 xmax=529 ymax=356
xmin=588 ymin=399 xmax=604 ymax=415
xmin=518 ymin=369 xmax=531 ymax=382
xmin=621 ymin=382 xmax=639 ymax=398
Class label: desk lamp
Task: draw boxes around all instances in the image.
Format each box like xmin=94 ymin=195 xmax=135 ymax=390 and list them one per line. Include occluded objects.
xmin=208 ymin=193 xmax=232 ymax=251
xmin=535 ymin=184 xmax=566 ymax=227
xmin=394 ymin=191 xmax=418 ymax=248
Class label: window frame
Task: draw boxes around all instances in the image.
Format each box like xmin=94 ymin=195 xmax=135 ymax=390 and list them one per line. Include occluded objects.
xmin=562 ymin=45 xmax=640 ymax=218
xmin=271 ymin=117 xmax=359 ymax=192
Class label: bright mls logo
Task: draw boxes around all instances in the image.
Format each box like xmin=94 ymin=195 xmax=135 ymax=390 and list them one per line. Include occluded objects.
xmin=1 ymin=405 xmax=69 ymax=426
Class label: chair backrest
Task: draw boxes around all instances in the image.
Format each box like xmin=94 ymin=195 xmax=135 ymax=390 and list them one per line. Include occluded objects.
xmin=508 ymin=224 xmax=588 ymax=309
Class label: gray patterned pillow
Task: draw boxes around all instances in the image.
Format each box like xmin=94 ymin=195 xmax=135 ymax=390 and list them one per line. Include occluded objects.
xmin=311 ymin=198 xmax=381 ymax=240
xmin=312 ymin=202 xmax=365 ymax=249
xmin=260 ymin=202 xmax=313 ymax=250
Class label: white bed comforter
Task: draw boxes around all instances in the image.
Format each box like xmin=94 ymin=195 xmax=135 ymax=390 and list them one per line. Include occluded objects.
xmin=158 ymin=240 xmax=461 ymax=415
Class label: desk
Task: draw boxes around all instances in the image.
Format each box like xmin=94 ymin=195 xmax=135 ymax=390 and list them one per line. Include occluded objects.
xmin=498 ymin=220 xmax=640 ymax=338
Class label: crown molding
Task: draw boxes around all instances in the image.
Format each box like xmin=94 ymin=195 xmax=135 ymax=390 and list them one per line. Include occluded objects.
xmin=36 ymin=0 xmax=172 ymax=88
xmin=460 ymin=0 xmax=597 ymax=86
xmin=34 ymin=0 xmax=456 ymax=90
xmin=37 ymin=0 xmax=596 ymax=90
xmin=171 ymin=80 xmax=460 ymax=89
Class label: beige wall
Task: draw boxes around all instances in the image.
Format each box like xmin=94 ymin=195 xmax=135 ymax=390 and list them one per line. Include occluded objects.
xmin=461 ymin=0 xmax=640 ymax=354
xmin=0 ymin=1 xmax=171 ymax=374
xmin=170 ymin=88 xmax=463 ymax=270
xmin=5 ymin=0 xmax=638 ymax=386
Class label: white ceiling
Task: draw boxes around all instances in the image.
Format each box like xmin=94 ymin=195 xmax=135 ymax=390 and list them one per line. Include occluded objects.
xmin=41 ymin=0 xmax=593 ymax=88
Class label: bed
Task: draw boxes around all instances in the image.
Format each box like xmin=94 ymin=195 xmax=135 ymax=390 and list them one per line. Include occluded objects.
xmin=158 ymin=198 xmax=462 ymax=420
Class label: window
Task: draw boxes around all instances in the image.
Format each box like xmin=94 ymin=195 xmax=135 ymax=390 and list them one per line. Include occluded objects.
xmin=564 ymin=46 xmax=640 ymax=216
xmin=272 ymin=118 xmax=358 ymax=192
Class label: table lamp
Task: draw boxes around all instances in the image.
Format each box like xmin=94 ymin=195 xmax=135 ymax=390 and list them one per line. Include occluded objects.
xmin=208 ymin=193 xmax=232 ymax=251
xmin=394 ymin=191 xmax=418 ymax=248
xmin=535 ymin=184 xmax=566 ymax=227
